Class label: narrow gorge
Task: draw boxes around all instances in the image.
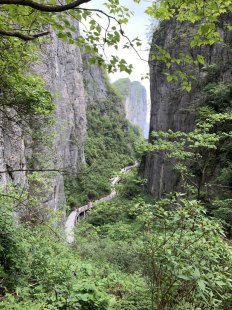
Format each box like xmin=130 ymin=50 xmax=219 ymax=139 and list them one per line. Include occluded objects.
xmin=0 ymin=1 xmax=232 ymax=309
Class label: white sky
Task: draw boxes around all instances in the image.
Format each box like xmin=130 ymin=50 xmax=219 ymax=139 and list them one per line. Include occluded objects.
xmin=82 ymin=0 xmax=152 ymax=94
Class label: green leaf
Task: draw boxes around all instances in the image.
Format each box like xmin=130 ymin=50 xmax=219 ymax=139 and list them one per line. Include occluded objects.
xmin=197 ymin=279 xmax=206 ymax=292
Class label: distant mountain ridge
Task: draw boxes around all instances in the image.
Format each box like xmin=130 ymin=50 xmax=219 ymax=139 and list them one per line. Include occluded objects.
xmin=113 ymin=78 xmax=149 ymax=138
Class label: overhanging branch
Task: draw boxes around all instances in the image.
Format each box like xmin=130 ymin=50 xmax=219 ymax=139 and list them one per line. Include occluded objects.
xmin=0 ymin=0 xmax=90 ymax=12
xmin=0 ymin=29 xmax=50 ymax=40
xmin=76 ymin=7 xmax=148 ymax=64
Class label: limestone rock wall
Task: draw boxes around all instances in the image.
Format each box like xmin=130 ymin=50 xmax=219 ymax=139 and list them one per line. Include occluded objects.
xmin=0 ymin=114 xmax=27 ymax=188
xmin=31 ymin=31 xmax=86 ymax=210
xmin=82 ymin=54 xmax=109 ymax=105
xmin=0 ymin=29 xmax=87 ymax=212
xmin=82 ymin=55 xmax=125 ymax=117
xmin=144 ymin=19 xmax=232 ymax=198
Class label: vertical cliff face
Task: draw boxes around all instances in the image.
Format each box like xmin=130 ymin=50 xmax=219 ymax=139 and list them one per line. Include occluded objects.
xmin=126 ymin=81 xmax=149 ymax=138
xmin=0 ymin=115 xmax=27 ymax=187
xmin=82 ymin=54 xmax=109 ymax=106
xmin=0 ymin=30 xmax=87 ymax=212
xmin=113 ymin=78 xmax=149 ymax=137
xmin=144 ymin=19 xmax=232 ymax=198
xmin=39 ymin=32 xmax=86 ymax=173
xmin=31 ymin=32 xmax=86 ymax=210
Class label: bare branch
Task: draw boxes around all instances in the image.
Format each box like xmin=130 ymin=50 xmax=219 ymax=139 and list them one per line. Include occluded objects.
xmin=0 ymin=29 xmax=50 ymax=40
xmin=78 ymin=7 xmax=148 ymax=63
xmin=0 ymin=0 xmax=90 ymax=12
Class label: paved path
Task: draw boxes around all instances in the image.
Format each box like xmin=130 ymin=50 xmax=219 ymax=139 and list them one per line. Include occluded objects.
xmin=65 ymin=162 xmax=138 ymax=243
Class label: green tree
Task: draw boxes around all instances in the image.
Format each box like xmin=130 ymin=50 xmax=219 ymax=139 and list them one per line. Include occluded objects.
xmin=75 ymin=189 xmax=232 ymax=309
xmin=146 ymin=0 xmax=232 ymax=90
xmin=0 ymin=0 xmax=143 ymax=73
xmin=137 ymin=198 xmax=232 ymax=310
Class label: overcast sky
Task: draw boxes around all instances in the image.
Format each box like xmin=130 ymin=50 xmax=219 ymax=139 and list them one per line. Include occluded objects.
xmin=83 ymin=0 xmax=152 ymax=94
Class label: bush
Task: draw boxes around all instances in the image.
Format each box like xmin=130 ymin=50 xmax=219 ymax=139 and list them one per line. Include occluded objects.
xmin=75 ymin=193 xmax=232 ymax=310
xmin=203 ymin=82 xmax=232 ymax=112
xmin=137 ymin=198 xmax=232 ymax=310
xmin=0 ymin=190 xmax=149 ymax=309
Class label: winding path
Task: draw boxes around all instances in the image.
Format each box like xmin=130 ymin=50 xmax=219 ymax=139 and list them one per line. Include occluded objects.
xmin=65 ymin=162 xmax=138 ymax=243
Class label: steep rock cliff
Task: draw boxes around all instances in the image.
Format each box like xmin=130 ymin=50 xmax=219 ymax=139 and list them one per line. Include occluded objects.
xmin=0 ymin=114 xmax=27 ymax=187
xmin=113 ymin=78 xmax=149 ymax=137
xmin=82 ymin=54 xmax=109 ymax=106
xmin=83 ymin=55 xmax=125 ymax=114
xmin=31 ymin=31 xmax=86 ymax=210
xmin=0 ymin=30 xmax=86 ymax=213
xmin=144 ymin=19 xmax=232 ymax=197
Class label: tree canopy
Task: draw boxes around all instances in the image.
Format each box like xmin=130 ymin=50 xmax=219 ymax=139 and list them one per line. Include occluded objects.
xmin=1 ymin=0 xmax=231 ymax=76
xmin=0 ymin=0 xmax=143 ymax=73
xmin=145 ymin=0 xmax=232 ymax=90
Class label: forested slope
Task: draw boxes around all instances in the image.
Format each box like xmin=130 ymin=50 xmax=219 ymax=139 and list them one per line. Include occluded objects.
xmin=64 ymin=56 xmax=142 ymax=207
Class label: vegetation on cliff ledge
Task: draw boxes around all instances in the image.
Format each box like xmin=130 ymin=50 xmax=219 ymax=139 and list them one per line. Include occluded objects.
xmin=65 ymin=83 xmax=142 ymax=207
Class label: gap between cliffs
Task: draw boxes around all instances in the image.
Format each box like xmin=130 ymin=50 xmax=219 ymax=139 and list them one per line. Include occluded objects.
xmin=65 ymin=162 xmax=138 ymax=243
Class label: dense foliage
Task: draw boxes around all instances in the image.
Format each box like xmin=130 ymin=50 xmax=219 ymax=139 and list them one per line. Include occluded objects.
xmin=0 ymin=37 xmax=54 ymax=122
xmin=1 ymin=174 xmax=231 ymax=309
xmin=0 ymin=0 xmax=143 ymax=73
xmin=75 ymin=173 xmax=232 ymax=310
xmin=0 ymin=188 xmax=150 ymax=309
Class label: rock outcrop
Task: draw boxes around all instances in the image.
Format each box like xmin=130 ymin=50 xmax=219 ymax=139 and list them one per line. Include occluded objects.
xmin=0 ymin=29 xmax=87 ymax=213
xmin=0 ymin=114 xmax=27 ymax=187
xmin=113 ymin=78 xmax=149 ymax=137
xmin=144 ymin=19 xmax=232 ymax=198
xmin=31 ymin=31 xmax=87 ymax=210
xmin=82 ymin=54 xmax=109 ymax=106
xmin=82 ymin=55 xmax=125 ymax=116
